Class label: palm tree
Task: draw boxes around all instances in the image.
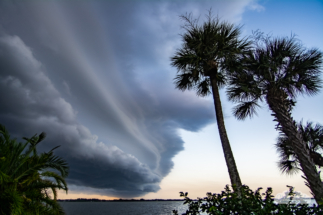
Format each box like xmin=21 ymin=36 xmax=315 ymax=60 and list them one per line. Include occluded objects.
xmin=227 ymin=35 xmax=323 ymax=202
xmin=0 ymin=124 xmax=69 ymax=215
xmin=170 ymin=12 xmax=251 ymax=192
xmin=276 ymin=121 xmax=323 ymax=175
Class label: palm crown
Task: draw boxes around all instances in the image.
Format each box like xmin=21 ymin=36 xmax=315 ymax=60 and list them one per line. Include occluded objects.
xmin=171 ymin=13 xmax=251 ymax=96
xmin=227 ymin=36 xmax=322 ymax=120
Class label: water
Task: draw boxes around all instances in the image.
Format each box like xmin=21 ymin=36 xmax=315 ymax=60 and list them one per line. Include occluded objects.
xmin=59 ymin=200 xmax=319 ymax=214
xmin=59 ymin=201 xmax=190 ymax=215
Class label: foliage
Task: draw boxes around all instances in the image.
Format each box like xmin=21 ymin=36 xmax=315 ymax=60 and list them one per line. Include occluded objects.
xmin=226 ymin=34 xmax=322 ymax=120
xmin=0 ymin=124 xmax=69 ymax=215
xmin=226 ymin=33 xmax=323 ymax=202
xmin=173 ymin=185 xmax=323 ymax=215
xmin=171 ymin=10 xmax=251 ymax=96
xmin=276 ymin=121 xmax=323 ymax=175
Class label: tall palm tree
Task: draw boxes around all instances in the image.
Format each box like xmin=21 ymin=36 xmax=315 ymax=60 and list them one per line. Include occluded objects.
xmin=276 ymin=121 xmax=323 ymax=175
xmin=170 ymin=12 xmax=251 ymax=191
xmin=227 ymin=36 xmax=323 ymax=202
xmin=0 ymin=124 xmax=69 ymax=215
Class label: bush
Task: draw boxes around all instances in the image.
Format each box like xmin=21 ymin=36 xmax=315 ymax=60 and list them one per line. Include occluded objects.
xmin=173 ymin=185 xmax=323 ymax=215
xmin=0 ymin=125 xmax=68 ymax=215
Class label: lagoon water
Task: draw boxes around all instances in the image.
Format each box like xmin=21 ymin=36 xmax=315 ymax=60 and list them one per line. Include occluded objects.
xmin=59 ymin=201 xmax=199 ymax=215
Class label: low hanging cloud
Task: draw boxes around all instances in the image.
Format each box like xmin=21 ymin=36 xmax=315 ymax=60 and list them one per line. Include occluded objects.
xmin=0 ymin=0 xmax=261 ymax=197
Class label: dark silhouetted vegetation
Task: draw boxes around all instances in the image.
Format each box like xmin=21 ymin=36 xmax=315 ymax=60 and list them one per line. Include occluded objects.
xmin=227 ymin=33 xmax=323 ymax=202
xmin=276 ymin=121 xmax=323 ymax=175
xmin=0 ymin=124 xmax=69 ymax=215
xmin=173 ymin=185 xmax=323 ymax=215
xmin=171 ymin=10 xmax=251 ymax=194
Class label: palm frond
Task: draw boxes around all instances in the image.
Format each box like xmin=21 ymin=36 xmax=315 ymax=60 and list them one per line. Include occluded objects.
xmin=275 ymin=121 xmax=323 ymax=175
xmin=174 ymin=73 xmax=195 ymax=91
xmin=196 ymin=78 xmax=211 ymax=96
xmin=0 ymin=124 xmax=11 ymax=142
xmin=232 ymin=100 xmax=260 ymax=120
xmin=278 ymin=159 xmax=301 ymax=175
xmin=41 ymin=171 xmax=68 ymax=192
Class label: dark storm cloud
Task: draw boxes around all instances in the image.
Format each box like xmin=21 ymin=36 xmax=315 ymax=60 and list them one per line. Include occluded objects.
xmin=0 ymin=0 xmax=256 ymax=197
xmin=0 ymin=35 xmax=161 ymax=197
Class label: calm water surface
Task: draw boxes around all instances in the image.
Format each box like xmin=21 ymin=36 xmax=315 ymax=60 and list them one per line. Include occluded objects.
xmin=59 ymin=201 xmax=199 ymax=215
xmin=60 ymin=200 xmax=318 ymax=214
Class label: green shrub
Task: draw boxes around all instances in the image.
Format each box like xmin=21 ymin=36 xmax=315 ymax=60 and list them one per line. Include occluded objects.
xmin=0 ymin=125 xmax=68 ymax=215
xmin=173 ymin=185 xmax=323 ymax=215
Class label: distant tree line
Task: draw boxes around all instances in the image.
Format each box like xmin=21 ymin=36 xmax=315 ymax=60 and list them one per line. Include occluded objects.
xmin=58 ymin=198 xmax=184 ymax=202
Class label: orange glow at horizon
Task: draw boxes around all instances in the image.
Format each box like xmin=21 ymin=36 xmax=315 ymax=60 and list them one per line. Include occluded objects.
xmin=57 ymin=190 xmax=118 ymax=200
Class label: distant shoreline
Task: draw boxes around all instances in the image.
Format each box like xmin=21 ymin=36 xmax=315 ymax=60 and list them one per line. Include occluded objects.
xmin=58 ymin=197 xmax=317 ymax=204
xmin=58 ymin=198 xmax=185 ymax=202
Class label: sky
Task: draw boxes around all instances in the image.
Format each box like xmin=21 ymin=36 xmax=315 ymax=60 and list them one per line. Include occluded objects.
xmin=0 ymin=0 xmax=322 ymax=200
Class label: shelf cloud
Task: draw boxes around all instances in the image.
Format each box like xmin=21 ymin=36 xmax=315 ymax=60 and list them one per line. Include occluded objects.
xmin=0 ymin=0 xmax=259 ymax=197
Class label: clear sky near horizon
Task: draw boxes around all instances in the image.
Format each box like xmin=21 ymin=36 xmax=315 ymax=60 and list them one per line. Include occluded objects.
xmin=0 ymin=0 xmax=322 ymax=200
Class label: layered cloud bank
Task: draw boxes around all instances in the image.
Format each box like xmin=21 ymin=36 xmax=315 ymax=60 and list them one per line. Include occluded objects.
xmin=0 ymin=0 xmax=260 ymax=197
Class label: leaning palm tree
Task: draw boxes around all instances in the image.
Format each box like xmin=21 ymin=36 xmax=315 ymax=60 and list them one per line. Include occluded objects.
xmin=276 ymin=121 xmax=323 ymax=175
xmin=227 ymin=35 xmax=323 ymax=202
xmin=0 ymin=124 xmax=69 ymax=215
xmin=170 ymin=12 xmax=251 ymax=192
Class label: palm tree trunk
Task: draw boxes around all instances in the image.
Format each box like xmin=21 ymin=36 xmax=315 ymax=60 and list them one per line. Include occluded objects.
xmin=210 ymin=76 xmax=242 ymax=192
xmin=267 ymin=92 xmax=323 ymax=203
